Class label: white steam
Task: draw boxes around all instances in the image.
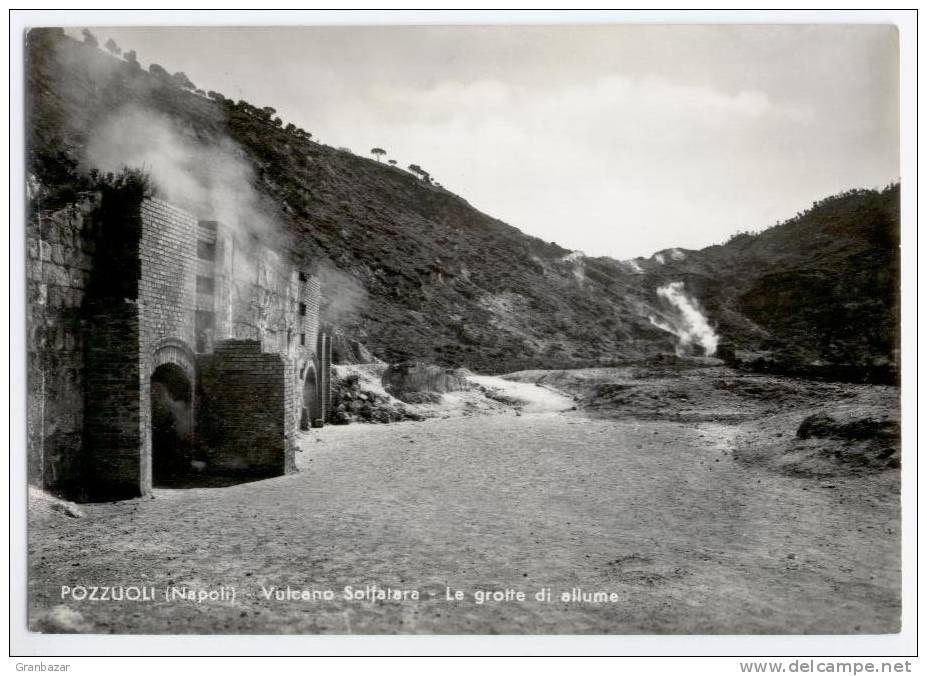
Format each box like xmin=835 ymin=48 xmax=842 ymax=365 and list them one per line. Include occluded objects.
xmin=648 ymin=281 xmax=719 ymax=356
xmin=561 ymin=250 xmax=586 ymax=283
xmin=83 ymin=104 xmax=278 ymax=241
xmin=150 ymin=380 xmax=192 ymax=440
xmin=81 ymin=104 xmax=377 ymax=331
xmin=316 ymin=260 xmax=368 ymax=327
xmin=624 ymin=259 xmax=644 ymax=274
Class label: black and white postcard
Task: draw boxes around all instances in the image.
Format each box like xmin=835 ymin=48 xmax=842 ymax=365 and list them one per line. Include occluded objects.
xmin=9 ymin=8 xmax=918 ymax=662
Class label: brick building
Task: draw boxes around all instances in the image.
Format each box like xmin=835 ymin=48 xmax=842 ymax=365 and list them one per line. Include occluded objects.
xmin=26 ymin=189 xmax=332 ymax=501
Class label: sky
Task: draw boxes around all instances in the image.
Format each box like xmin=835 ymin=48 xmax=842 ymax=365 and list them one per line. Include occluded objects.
xmin=76 ymin=24 xmax=898 ymax=259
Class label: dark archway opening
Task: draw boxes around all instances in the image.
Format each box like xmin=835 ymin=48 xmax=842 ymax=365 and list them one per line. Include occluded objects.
xmin=151 ymin=363 xmax=193 ymax=486
xmin=301 ymin=364 xmax=320 ymax=430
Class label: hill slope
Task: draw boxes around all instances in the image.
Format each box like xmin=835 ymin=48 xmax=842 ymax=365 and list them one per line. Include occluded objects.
xmin=25 ymin=29 xmax=900 ymax=380
xmin=635 ymin=186 xmax=900 ymax=380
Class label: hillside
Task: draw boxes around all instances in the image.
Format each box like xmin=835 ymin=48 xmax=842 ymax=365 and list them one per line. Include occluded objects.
xmin=634 ymin=186 xmax=900 ymax=381
xmin=25 ymin=29 xmax=900 ymax=381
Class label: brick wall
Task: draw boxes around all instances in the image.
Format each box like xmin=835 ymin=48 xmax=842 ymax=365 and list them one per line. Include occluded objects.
xmin=139 ymin=199 xmax=198 ymax=355
xmin=300 ymin=277 xmax=321 ymax=358
xmin=27 ymin=194 xmax=323 ymax=500
xmin=318 ymin=332 xmax=332 ymax=421
xmin=210 ymin=228 xmax=324 ymax=437
xmin=193 ymin=220 xmax=233 ymax=351
xmin=81 ymin=189 xmax=146 ymax=500
xmin=138 ymin=199 xmax=199 ymax=492
xmin=283 ymin=356 xmax=299 ymax=473
xmin=195 ymin=340 xmax=292 ymax=476
xmin=82 ymin=301 xmax=144 ymax=499
xmin=81 ymin=197 xmax=200 ymax=499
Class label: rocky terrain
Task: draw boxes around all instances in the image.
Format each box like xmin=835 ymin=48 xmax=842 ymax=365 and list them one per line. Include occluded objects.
xmin=505 ymin=361 xmax=900 ymax=479
xmin=28 ymin=367 xmax=900 ymax=634
xmin=26 ymin=29 xmax=900 ymax=380
xmin=331 ymin=357 xmax=900 ymax=480
xmin=329 ymin=362 xmax=575 ymax=425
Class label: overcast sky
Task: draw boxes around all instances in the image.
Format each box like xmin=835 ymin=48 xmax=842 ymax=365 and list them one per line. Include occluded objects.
xmin=78 ymin=24 xmax=898 ymax=259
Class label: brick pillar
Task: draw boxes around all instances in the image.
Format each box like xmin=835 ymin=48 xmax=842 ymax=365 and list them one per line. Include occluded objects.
xmin=319 ymin=333 xmax=332 ymax=422
xmin=195 ymin=339 xmax=294 ymax=476
xmin=80 ymin=188 xmax=147 ymax=500
xmin=212 ymin=226 xmax=234 ymax=341
xmin=82 ymin=300 xmax=145 ymax=500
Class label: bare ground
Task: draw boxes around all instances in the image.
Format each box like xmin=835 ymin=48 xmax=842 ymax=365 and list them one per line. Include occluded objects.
xmin=28 ymin=371 xmax=900 ymax=635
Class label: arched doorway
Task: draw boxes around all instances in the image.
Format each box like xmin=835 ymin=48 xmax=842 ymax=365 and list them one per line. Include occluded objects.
xmin=301 ymin=362 xmax=320 ymax=430
xmin=151 ymin=362 xmax=193 ymax=484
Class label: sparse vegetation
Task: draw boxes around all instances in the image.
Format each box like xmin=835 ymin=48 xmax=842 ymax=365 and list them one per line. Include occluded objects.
xmin=170 ymin=71 xmax=195 ymax=90
xmin=24 ymin=29 xmax=900 ymax=378
xmin=149 ymin=63 xmax=169 ymax=80
xmin=81 ymin=29 xmax=97 ymax=48
xmin=407 ymin=163 xmax=433 ymax=183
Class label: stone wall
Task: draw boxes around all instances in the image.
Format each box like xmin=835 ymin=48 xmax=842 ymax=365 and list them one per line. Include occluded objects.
xmin=26 ymin=199 xmax=95 ymax=494
xmin=229 ymin=241 xmax=290 ymax=349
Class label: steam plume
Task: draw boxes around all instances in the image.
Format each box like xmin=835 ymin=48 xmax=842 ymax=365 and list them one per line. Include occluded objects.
xmin=624 ymin=259 xmax=644 ymax=274
xmin=150 ymin=380 xmax=192 ymax=440
xmin=648 ymin=281 xmax=719 ymax=356
xmin=316 ymin=260 xmax=368 ymax=327
xmin=562 ymin=250 xmax=586 ymax=283
xmin=82 ymin=104 xmax=280 ymax=243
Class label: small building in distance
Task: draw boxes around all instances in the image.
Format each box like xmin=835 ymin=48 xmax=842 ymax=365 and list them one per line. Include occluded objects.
xmin=27 ymin=186 xmax=332 ymax=501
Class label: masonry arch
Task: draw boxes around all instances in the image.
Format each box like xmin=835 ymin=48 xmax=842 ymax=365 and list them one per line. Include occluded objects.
xmin=151 ymin=337 xmax=196 ymax=377
xmin=150 ymin=339 xmax=196 ymax=485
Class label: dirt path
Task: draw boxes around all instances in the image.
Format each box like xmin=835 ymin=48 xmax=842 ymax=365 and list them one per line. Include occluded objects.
xmin=28 ymin=411 xmax=899 ymax=634
xmin=467 ymin=374 xmax=575 ymax=412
